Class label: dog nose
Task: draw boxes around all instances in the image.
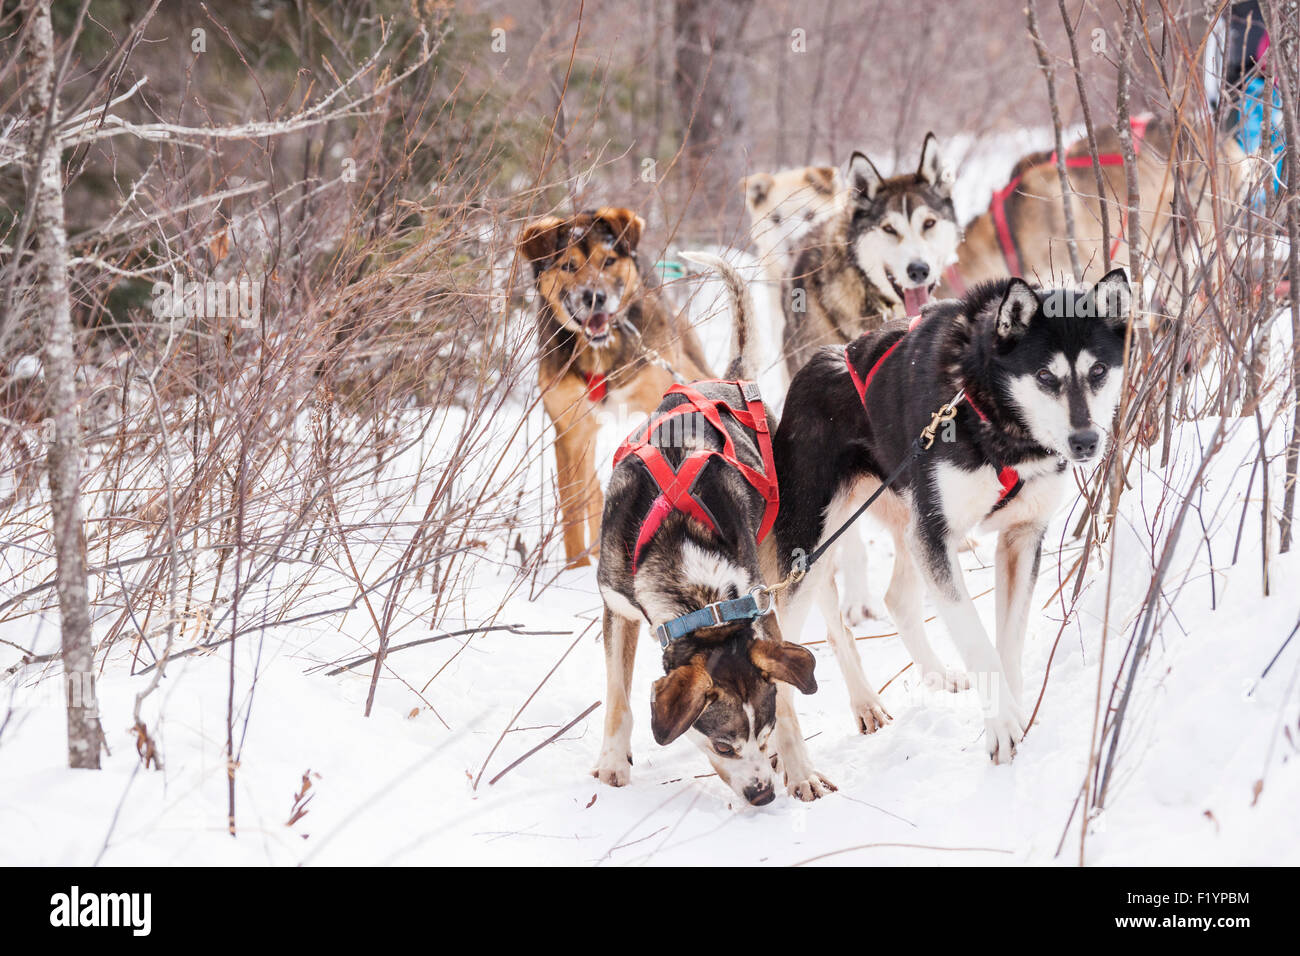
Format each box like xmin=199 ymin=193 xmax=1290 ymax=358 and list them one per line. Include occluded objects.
xmin=1069 ymin=429 xmax=1099 ymax=459
xmin=581 ymin=289 xmax=606 ymax=310
xmin=906 ymin=260 xmax=930 ymax=284
xmin=744 ymin=782 xmax=776 ymax=806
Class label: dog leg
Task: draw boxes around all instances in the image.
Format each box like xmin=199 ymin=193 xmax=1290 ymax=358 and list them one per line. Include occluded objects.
xmin=773 ymin=681 xmax=837 ymax=801
xmin=593 ymin=607 xmax=639 ymax=786
xmin=757 ymin=598 xmax=835 ymax=799
xmin=886 ymin=525 xmax=970 ymax=692
xmin=837 ymin=529 xmax=882 ymax=624
xmin=913 ymin=530 xmax=1026 ymax=765
xmin=816 ymin=570 xmax=891 ymax=734
xmin=994 ymin=524 xmax=1045 ymax=706
xmin=542 ymin=380 xmax=601 ymax=568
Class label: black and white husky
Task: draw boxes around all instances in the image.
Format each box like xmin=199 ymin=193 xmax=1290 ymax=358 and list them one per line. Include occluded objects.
xmin=594 ymin=252 xmax=833 ymax=805
xmin=765 ymin=271 xmax=1131 ymax=763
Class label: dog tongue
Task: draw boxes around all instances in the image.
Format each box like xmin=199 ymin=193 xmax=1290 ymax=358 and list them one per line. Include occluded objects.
xmin=903 ymin=286 xmax=929 ymax=318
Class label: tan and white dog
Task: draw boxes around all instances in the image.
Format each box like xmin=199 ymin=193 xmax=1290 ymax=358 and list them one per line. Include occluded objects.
xmin=939 ymin=115 xmax=1256 ymax=314
xmin=742 ymin=165 xmax=846 ymax=287
xmin=740 ymin=166 xmax=846 ymax=395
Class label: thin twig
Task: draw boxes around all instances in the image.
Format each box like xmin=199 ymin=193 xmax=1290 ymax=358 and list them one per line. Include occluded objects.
xmin=488 ymin=700 xmax=601 ymax=786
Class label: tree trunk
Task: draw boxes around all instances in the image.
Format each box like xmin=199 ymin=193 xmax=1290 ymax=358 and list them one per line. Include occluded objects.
xmin=25 ymin=0 xmax=101 ymax=769
xmin=673 ymin=0 xmax=751 ymax=210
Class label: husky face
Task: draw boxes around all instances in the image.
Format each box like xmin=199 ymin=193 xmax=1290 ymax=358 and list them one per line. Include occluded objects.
xmin=742 ymin=165 xmax=843 ymax=266
xmin=518 ymin=208 xmax=645 ymax=346
xmin=846 ymin=133 xmax=960 ymax=313
xmin=994 ymin=271 xmax=1132 ymax=463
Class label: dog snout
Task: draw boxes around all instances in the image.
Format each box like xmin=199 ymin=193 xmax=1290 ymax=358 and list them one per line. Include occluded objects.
xmin=743 ymin=781 xmax=776 ymax=806
xmin=1068 ymin=429 xmax=1099 ymax=459
xmin=906 ymin=260 xmax=930 ymax=284
xmin=580 ymin=288 xmax=607 ymax=311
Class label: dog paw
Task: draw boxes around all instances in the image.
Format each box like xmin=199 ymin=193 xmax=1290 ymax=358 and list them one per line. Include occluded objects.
xmin=592 ymin=752 xmax=632 ymax=786
xmin=850 ymin=696 xmax=892 ymax=734
xmin=787 ymin=771 xmax=838 ymax=802
xmin=842 ymin=600 xmax=883 ymax=626
xmin=984 ymin=706 xmax=1027 ymax=766
xmin=922 ymin=667 xmax=972 ymax=693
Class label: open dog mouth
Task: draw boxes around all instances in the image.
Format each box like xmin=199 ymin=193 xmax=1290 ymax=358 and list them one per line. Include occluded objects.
xmin=885 ymin=270 xmax=934 ymax=317
xmin=582 ymin=311 xmax=611 ymax=344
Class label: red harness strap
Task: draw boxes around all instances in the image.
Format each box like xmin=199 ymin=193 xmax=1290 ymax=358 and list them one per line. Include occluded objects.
xmin=845 ymin=318 xmax=1023 ymax=511
xmin=846 ymin=313 xmax=926 ymax=406
xmin=961 ymin=394 xmax=1025 ymax=511
xmin=582 ymin=371 xmax=608 ymax=403
xmin=614 ymin=381 xmax=779 ymax=572
xmin=986 ymin=114 xmax=1152 ymax=278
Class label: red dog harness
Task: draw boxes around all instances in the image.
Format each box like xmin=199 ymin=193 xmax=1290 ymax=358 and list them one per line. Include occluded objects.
xmin=945 ymin=115 xmax=1152 ymax=295
xmin=991 ymin=114 xmax=1151 ymax=276
xmin=845 ymin=315 xmax=1024 ymax=512
xmin=614 ymin=381 xmax=778 ymax=572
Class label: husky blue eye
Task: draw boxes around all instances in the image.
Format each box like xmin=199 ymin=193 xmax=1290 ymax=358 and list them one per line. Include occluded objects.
xmin=1036 ymin=369 xmax=1059 ymax=388
xmin=1089 ymin=362 xmax=1107 ymax=382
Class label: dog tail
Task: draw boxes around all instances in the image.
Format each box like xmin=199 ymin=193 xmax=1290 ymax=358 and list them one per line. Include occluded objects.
xmin=679 ymin=250 xmax=759 ymax=381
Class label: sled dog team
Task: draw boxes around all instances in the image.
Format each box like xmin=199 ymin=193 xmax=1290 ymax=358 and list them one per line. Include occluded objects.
xmin=518 ymin=121 xmax=1245 ymax=806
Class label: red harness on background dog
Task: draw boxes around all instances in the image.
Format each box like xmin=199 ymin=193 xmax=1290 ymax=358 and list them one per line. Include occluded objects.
xmin=945 ymin=115 xmax=1152 ymax=295
xmin=845 ymin=315 xmax=1024 ymax=511
xmin=614 ymin=381 xmax=778 ymax=572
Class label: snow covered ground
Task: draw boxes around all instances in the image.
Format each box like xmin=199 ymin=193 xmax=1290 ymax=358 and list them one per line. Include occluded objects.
xmin=3 ymin=130 xmax=1298 ymax=867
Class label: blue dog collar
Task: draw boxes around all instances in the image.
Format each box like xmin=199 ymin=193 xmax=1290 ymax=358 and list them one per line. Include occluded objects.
xmin=656 ymin=587 xmax=774 ymax=648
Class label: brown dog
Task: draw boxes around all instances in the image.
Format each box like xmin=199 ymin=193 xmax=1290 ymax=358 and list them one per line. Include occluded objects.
xmin=519 ymin=208 xmax=712 ymax=567
xmin=941 ymin=115 xmax=1253 ymax=303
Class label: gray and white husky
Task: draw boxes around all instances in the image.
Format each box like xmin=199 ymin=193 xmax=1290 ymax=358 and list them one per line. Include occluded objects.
xmin=765 ymin=270 xmax=1132 ymax=763
xmin=781 ymin=133 xmax=961 ymax=379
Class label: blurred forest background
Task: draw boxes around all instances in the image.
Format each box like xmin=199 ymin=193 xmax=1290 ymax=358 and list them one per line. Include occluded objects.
xmin=1 ymin=0 xmax=1178 ymax=351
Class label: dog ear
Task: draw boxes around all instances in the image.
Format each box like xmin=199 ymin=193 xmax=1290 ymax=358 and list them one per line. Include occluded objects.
xmin=517 ymin=217 xmax=568 ymax=271
xmin=995 ymin=279 xmax=1040 ymax=341
xmin=1091 ymin=268 xmax=1132 ymax=332
xmin=847 ymin=151 xmax=884 ymax=201
xmin=592 ymin=207 xmax=644 ymax=254
xmin=916 ymin=132 xmax=954 ymax=197
xmin=650 ymin=656 xmax=713 ymax=745
xmin=805 ymin=165 xmax=838 ymax=195
xmin=749 ymin=640 xmax=818 ymax=695
xmin=742 ymin=173 xmax=774 ymax=210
